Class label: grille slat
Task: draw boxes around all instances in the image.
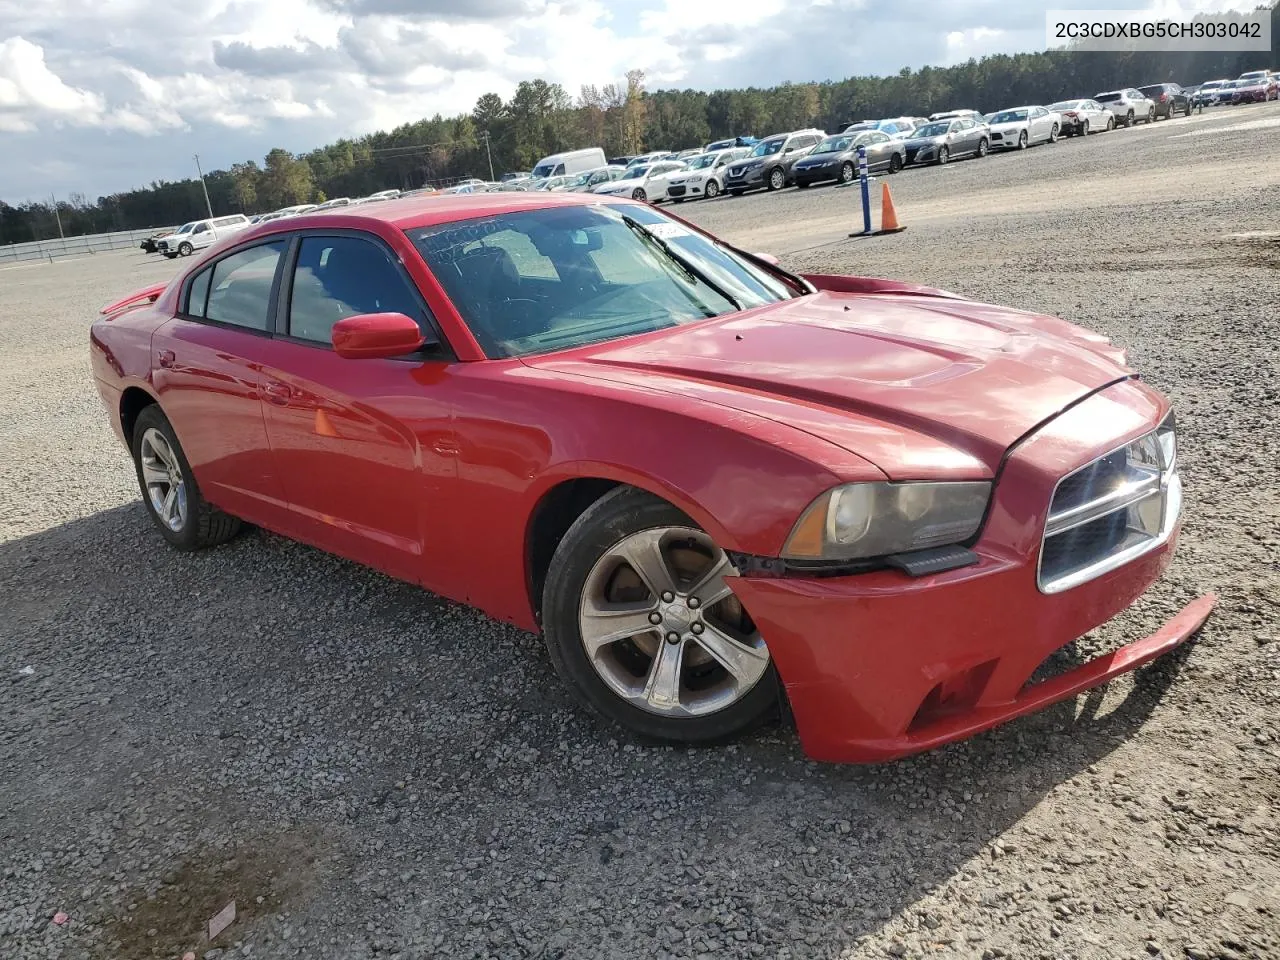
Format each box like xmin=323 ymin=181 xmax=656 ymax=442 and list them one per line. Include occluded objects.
xmin=1038 ymin=423 xmax=1178 ymax=594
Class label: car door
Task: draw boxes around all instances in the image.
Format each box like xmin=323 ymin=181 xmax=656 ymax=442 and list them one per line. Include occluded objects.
xmin=254 ymin=230 xmax=458 ymax=584
xmin=151 ymin=239 xmax=291 ymax=526
xmin=864 ymin=132 xmax=892 ymax=169
xmin=953 ymin=119 xmax=975 ymax=154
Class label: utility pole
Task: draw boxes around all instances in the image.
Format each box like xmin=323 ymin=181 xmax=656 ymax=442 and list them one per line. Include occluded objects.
xmin=50 ymin=194 xmax=64 ymax=238
xmin=483 ymin=131 xmax=495 ymax=182
xmin=194 ymin=154 xmax=214 ymax=218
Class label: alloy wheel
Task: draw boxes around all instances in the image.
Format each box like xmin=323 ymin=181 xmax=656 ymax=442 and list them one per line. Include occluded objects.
xmin=768 ymin=168 xmax=785 ymax=190
xmin=577 ymin=526 xmax=770 ymax=718
xmin=139 ymin=427 xmax=188 ymax=532
xmin=705 ymin=180 xmax=720 ymax=198
xmin=839 ymin=162 xmax=854 ymax=183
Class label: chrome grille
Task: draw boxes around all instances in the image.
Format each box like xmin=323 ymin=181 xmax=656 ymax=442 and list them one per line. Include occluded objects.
xmin=1038 ymin=415 xmax=1179 ymax=593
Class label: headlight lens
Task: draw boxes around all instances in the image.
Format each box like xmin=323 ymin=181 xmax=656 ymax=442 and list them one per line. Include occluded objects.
xmin=782 ymin=481 xmax=992 ymax=561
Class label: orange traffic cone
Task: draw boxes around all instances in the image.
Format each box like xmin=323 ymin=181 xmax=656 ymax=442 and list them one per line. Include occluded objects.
xmin=878 ymin=182 xmax=906 ymax=234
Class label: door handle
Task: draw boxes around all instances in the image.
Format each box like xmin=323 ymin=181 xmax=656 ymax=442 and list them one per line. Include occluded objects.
xmin=262 ymin=380 xmax=293 ymax=405
xmin=157 ymin=349 xmax=175 ymax=369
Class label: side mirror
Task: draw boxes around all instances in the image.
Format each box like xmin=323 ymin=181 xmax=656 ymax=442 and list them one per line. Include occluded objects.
xmin=331 ymin=313 xmax=430 ymax=360
xmin=752 ymin=252 xmax=780 ymax=265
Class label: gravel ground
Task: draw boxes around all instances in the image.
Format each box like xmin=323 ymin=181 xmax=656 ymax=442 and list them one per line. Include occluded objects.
xmin=2 ymin=103 xmax=1278 ymax=960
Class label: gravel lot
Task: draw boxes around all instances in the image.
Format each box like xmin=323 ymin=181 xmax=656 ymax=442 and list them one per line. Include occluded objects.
xmin=3 ymin=104 xmax=1278 ymax=960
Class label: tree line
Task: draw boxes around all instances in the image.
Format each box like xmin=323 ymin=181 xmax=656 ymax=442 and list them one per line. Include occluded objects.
xmin=3 ymin=4 xmax=1276 ymax=244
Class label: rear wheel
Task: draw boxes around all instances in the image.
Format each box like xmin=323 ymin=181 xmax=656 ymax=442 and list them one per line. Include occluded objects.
xmin=1017 ymin=130 xmax=1029 ymax=150
xmin=704 ymin=180 xmax=720 ymax=199
xmin=1145 ymin=108 xmax=1154 ymax=124
xmin=1081 ymin=119 xmax=1090 ymax=136
xmin=1048 ymin=124 xmax=1059 ymax=143
xmin=936 ymin=146 xmax=950 ymax=165
xmin=178 ymin=242 xmax=193 ymax=256
xmin=631 ymin=188 xmax=647 ymax=202
xmin=131 ymin=406 xmax=242 ymax=551
xmin=1125 ymin=110 xmax=1135 ymax=127
xmin=976 ymin=138 xmax=989 ymax=157
xmin=542 ymin=488 xmax=778 ymax=744
xmin=1106 ymin=115 xmax=1114 ymax=131
xmin=839 ymin=161 xmax=855 ymax=183
xmin=766 ymin=167 xmax=786 ymax=191
xmin=888 ymin=153 xmax=902 ymax=173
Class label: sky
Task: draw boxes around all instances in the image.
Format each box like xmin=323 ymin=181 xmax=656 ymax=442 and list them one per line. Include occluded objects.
xmin=0 ymin=0 xmax=1264 ymax=203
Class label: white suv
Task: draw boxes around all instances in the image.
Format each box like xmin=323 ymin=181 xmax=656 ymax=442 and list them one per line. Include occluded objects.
xmin=1095 ymin=89 xmax=1156 ymax=127
xmin=156 ymin=214 xmax=251 ymax=258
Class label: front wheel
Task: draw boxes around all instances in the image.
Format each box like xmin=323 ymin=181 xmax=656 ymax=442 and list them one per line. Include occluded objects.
xmin=704 ymin=180 xmax=720 ymax=199
xmin=542 ymin=487 xmax=779 ymax=744
xmin=766 ymin=167 xmax=786 ymax=191
xmin=1125 ymin=110 xmax=1135 ymax=127
xmin=1145 ymin=108 xmax=1154 ymax=124
xmin=976 ymin=138 xmax=989 ymax=157
xmin=1106 ymin=115 xmax=1115 ymax=131
xmin=178 ymin=242 xmax=193 ymax=256
xmin=936 ymin=146 xmax=950 ymax=165
xmin=1048 ymin=124 xmax=1059 ymax=143
xmin=1082 ymin=119 xmax=1090 ymax=136
xmin=631 ymin=188 xmax=647 ymax=202
xmin=839 ymin=161 xmax=855 ymax=183
xmin=131 ymin=406 xmax=242 ymax=551
xmin=1017 ymin=130 xmax=1029 ymax=150
xmin=888 ymin=153 xmax=902 ymax=173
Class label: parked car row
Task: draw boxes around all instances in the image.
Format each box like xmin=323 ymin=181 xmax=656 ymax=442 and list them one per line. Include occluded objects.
xmin=1192 ymin=70 xmax=1278 ymax=106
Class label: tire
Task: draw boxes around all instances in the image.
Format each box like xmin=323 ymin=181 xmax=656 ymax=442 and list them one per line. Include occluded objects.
xmin=1017 ymin=130 xmax=1029 ymax=150
xmin=1145 ymin=109 xmax=1154 ymax=124
xmin=936 ymin=146 xmax=950 ymax=165
xmin=1106 ymin=115 xmax=1114 ymax=131
xmin=1081 ymin=119 xmax=1090 ymax=136
xmin=1125 ymin=110 xmax=1134 ymax=127
xmin=631 ymin=188 xmax=647 ymax=202
xmin=704 ymin=180 xmax=720 ymax=199
xmin=130 ymin=405 xmax=242 ymax=551
xmin=541 ymin=486 xmax=779 ymax=745
xmin=766 ymin=167 xmax=786 ymax=191
xmin=839 ymin=161 xmax=855 ymax=183
xmin=976 ymin=138 xmax=989 ymax=157
xmin=1048 ymin=124 xmax=1059 ymax=143
xmin=178 ymin=241 xmax=193 ymax=256
xmin=888 ymin=153 xmax=902 ymax=173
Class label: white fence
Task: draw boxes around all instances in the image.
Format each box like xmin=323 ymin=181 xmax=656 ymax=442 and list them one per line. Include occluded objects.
xmin=0 ymin=227 xmax=176 ymax=266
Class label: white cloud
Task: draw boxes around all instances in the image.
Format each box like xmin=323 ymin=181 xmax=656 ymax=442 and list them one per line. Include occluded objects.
xmin=0 ymin=0 xmax=1269 ymax=201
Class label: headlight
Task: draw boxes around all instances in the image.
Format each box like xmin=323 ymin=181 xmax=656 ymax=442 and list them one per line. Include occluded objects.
xmin=782 ymin=481 xmax=991 ymax=561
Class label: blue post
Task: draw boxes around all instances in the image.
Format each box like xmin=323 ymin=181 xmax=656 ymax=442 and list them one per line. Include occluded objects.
xmin=857 ymin=145 xmax=872 ymax=235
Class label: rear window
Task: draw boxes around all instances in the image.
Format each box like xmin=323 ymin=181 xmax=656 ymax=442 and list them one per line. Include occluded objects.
xmin=1096 ymin=92 xmax=1122 ymax=102
xmin=1138 ymin=85 xmax=1165 ymax=97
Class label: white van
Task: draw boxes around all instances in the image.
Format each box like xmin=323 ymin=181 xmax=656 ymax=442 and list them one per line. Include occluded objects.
xmin=530 ymin=148 xmax=606 ymax=179
xmin=156 ymin=214 xmax=251 ymax=258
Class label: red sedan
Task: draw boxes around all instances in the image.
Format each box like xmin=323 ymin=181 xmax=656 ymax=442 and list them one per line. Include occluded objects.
xmin=90 ymin=193 xmax=1215 ymax=762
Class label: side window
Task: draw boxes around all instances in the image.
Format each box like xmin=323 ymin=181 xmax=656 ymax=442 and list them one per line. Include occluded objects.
xmin=186 ymin=266 xmax=213 ymax=318
xmin=205 ymin=240 xmax=288 ymax=332
xmin=193 ymin=223 xmax=210 ymax=234
xmin=288 ymin=236 xmax=423 ymax=344
xmin=870 ymin=132 xmax=890 ymax=143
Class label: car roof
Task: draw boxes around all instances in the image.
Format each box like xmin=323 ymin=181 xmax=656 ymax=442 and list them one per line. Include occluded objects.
xmin=231 ymin=190 xmax=628 ymax=242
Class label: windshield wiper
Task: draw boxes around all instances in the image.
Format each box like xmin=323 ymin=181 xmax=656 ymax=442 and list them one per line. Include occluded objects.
xmin=621 ymin=214 xmax=741 ymax=311
xmin=717 ymin=242 xmax=815 ymax=296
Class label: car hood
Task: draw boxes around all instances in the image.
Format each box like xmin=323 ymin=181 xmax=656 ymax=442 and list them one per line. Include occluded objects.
xmin=989 ymin=120 xmax=1029 ymax=133
xmin=527 ymin=291 xmax=1131 ymax=478
xmin=905 ymin=135 xmax=946 ymax=146
xmin=796 ymin=151 xmax=845 ymax=164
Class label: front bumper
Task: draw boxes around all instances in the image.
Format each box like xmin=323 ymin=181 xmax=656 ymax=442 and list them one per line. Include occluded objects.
xmin=730 ymin=380 xmax=1216 ymax=763
xmin=793 ymin=164 xmax=837 ymax=184
xmin=725 ymin=167 xmax=765 ymax=190
xmin=905 ymin=144 xmax=939 ymax=164
xmin=988 ymin=129 xmax=1022 ymax=149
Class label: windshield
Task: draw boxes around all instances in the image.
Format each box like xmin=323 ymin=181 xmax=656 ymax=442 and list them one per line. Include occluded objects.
xmin=176 ymin=223 xmax=195 ymax=234
xmin=1201 ymin=81 xmax=1223 ymax=89
xmin=1239 ymin=72 xmax=1267 ymax=81
xmin=686 ymin=154 xmax=717 ymax=170
xmin=913 ymin=122 xmax=950 ymax=138
xmin=749 ymin=139 xmax=784 ymax=157
xmin=410 ymin=204 xmax=798 ymax=358
xmin=991 ymin=110 xmax=1029 ymax=123
xmin=531 ymin=162 xmax=556 ymax=178
xmin=620 ymin=165 xmax=649 ymax=180
xmin=814 ymin=136 xmax=853 ymax=153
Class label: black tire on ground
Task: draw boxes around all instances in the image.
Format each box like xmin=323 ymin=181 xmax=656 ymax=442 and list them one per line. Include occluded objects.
xmin=937 ymin=146 xmax=950 ymax=165
xmin=131 ymin=405 xmax=242 ymax=551
xmin=704 ymin=180 xmax=720 ymax=199
xmin=1106 ymin=115 xmax=1115 ymax=130
xmin=1017 ymin=130 xmax=1029 ymax=149
xmin=541 ymin=486 xmax=780 ymax=744
xmin=1126 ymin=110 xmax=1135 ymax=127
xmin=766 ymin=167 xmax=785 ymax=191
xmin=976 ymin=138 xmax=988 ymax=157
xmin=631 ymin=188 xmax=647 ymax=202
xmin=1048 ymin=124 xmax=1059 ymax=143
xmin=1082 ymin=119 xmax=1090 ymax=135
xmin=1145 ymin=109 xmax=1154 ymax=124
xmin=888 ymin=154 xmax=902 ymax=173
xmin=839 ymin=161 xmax=855 ymax=183
xmin=178 ymin=242 xmax=193 ymax=256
